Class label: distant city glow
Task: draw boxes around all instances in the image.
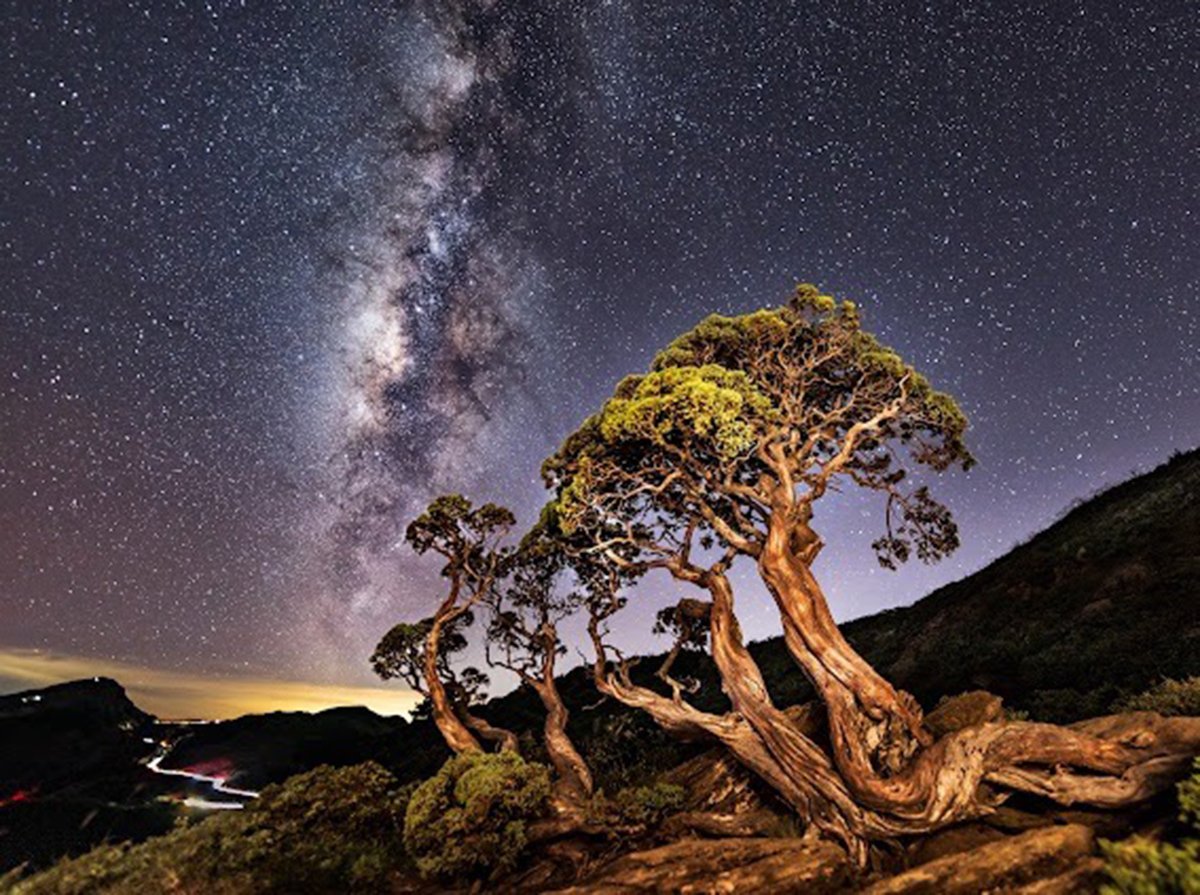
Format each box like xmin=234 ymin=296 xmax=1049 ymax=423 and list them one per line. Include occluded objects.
xmin=0 ymin=648 xmax=420 ymax=720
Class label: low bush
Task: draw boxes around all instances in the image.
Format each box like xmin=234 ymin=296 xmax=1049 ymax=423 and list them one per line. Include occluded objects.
xmin=588 ymin=781 xmax=687 ymax=829
xmin=1113 ymin=677 xmax=1200 ymax=717
xmin=1101 ymin=758 xmax=1200 ymax=894
xmin=403 ymin=750 xmax=551 ymax=882
xmin=10 ymin=762 xmax=411 ymax=894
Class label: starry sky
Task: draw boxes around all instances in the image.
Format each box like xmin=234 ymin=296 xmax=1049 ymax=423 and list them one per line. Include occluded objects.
xmin=2 ymin=0 xmax=1197 ymax=713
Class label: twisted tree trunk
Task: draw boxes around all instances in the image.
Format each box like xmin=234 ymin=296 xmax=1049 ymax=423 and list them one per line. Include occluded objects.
xmin=532 ymin=675 xmax=594 ymax=808
xmin=424 ymin=601 xmax=484 ymax=755
xmin=586 ymin=615 xmax=832 ymax=840
xmin=759 ymin=509 xmax=928 ymax=789
xmin=750 ymin=507 xmax=1200 ymax=843
xmin=702 ymin=571 xmax=879 ymax=861
xmin=456 ymin=703 xmax=520 ymax=753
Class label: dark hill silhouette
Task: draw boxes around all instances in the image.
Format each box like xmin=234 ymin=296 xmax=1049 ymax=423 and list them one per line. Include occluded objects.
xmin=0 ymin=678 xmax=154 ymax=792
xmin=159 ymin=706 xmax=413 ymax=791
xmin=0 ymin=679 xmax=173 ymax=875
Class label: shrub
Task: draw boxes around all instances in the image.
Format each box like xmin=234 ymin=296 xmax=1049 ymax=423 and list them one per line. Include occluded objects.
xmin=403 ymin=751 xmax=551 ymax=882
xmin=11 ymin=762 xmax=411 ymax=894
xmin=1114 ymin=678 xmax=1200 ymax=717
xmin=589 ymin=782 xmax=687 ymax=829
xmin=583 ymin=710 xmax=691 ymax=792
xmin=1101 ymin=758 xmax=1200 ymax=894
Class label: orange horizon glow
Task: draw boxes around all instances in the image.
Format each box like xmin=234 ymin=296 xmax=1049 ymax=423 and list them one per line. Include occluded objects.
xmin=0 ymin=647 xmax=420 ymax=720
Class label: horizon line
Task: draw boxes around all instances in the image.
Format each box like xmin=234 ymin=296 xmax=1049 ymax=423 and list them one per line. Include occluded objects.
xmin=0 ymin=647 xmax=421 ymax=721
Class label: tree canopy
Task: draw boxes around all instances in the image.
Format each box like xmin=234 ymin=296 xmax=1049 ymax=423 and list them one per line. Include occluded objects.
xmin=543 ymin=284 xmax=972 ymax=572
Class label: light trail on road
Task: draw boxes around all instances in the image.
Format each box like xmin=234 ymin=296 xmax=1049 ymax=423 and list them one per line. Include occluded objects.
xmin=146 ymin=754 xmax=259 ymax=809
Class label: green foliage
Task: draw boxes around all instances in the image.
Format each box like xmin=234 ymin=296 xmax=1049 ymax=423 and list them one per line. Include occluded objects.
xmin=544 ymin=284 xmax=972 ymax=570
xmin=1114 ymin=678 xmax=1200 ymax=717
xmin=1101 ymin=759 xmax=1200 ymax=894
xmin=11 ymin=763 xmax=412 ymax=894
xmin=1101 ymin=838 xmax=1200 ymax=895
xmin=404 ymin=494 xmax=515 ymax=563
xmin=369 ymin=619 xmax=432 ymax=687
xmin=588 ymin=782 xmax=687 ymax=829
xmin=581 ymin=709 xmax=698 ymax=792
xmin=370 ymin=610 xmax=484 ymax=699
xmin=599 ymin=364 xmax=777 ymax=460
xmin=403 ymin=751 xmax=551 ymax=882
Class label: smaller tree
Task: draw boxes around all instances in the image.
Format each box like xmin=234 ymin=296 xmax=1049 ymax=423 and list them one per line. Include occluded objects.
xmin=371 ymin=612 xmax=489 ymax=725
xmin=486 ymin=527 xmax=594 ymax=811
xmin=372 ymin=495 xmax=518 ymax=754
xmin=652 ymin=597 xmax=711 ymax=702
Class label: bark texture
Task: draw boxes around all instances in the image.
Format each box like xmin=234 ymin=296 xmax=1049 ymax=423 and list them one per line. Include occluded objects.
xmin=534 ymin=676 xmax=595 ymax=806
xmin=859 ymin=823 xmax=1096 ymax=895
xmin=548 ymin=837 xmax=850 ymax=895
xmin=423 ymin=601 xmax=484 ymax=755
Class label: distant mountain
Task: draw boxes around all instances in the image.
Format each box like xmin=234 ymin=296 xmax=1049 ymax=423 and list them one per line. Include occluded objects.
xmin=158 ymin=706 xmax=422 ymax=791
xmin=0 ymin=677 xmax=154 ymax=792
xmin=0 ymin=679 xmax=173 ymax=874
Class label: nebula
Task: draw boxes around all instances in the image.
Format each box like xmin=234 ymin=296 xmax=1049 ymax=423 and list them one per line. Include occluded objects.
xmin=319 ymin=0 xmax=544 ymax=623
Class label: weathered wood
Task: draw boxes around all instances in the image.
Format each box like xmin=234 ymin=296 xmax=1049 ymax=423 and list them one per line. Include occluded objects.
xmin=859 ymin=824 xmax=1096 ymax=895
xmin=548 ymin=837 xmax=850 ymax=895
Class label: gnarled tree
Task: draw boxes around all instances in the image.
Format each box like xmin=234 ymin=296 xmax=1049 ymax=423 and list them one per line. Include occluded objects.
xmin=371 ymin=611 xmax=493 ymax=744
xmin=486 ymin=532 xmax=594 ymax=812
xmin=374 ymin=495 xmax=518 ymax=754
xmin=544 ymin=284 xmax=1200 ymax=860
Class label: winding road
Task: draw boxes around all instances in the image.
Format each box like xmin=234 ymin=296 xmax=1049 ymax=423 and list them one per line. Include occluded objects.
xmin=146 ymin=753 xmax=259 ymax=810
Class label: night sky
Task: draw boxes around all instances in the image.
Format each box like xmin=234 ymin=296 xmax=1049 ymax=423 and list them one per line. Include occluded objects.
xmin=3 ymin=1 xmax=1197 ymax=711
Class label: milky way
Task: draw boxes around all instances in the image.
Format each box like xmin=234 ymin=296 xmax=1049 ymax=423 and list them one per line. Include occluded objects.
xmin=2 ymin=0 xmax=1197 ymax=694
xmin=318 ymin=1 xmax=547 ymax=628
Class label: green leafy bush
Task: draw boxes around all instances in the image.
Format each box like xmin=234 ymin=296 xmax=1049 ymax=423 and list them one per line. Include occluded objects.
xmin=1101 ymin=759 xmax=1200 ymax=894
xmin=1114 ymin=678 xmax=1200 ymax=717
xmin=403 ymin=751 xmax=551 ymax=882
xmin=11 ymin=762 xmax=411 ymax=894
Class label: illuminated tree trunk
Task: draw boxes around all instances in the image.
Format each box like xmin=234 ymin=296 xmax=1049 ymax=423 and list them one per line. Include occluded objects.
xmin=702 ymin=572 xmax=880 ymax=860
xmin=532 ymin=677 xmax=594 ymax=808
xmin=586 ymin=614 xmax=831 ymax=836
xmin=455 ymin=702 xmax=520 ymax=753
xmin=754 ymin=508 xmax=1200 ymax=832
xmin=424 ymin=605 xmax=485 ymax=755
xmin=589 ymin=573 xmax=893 ymax=862
xmin=758 ymin=508 xmax=933 ymax=807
